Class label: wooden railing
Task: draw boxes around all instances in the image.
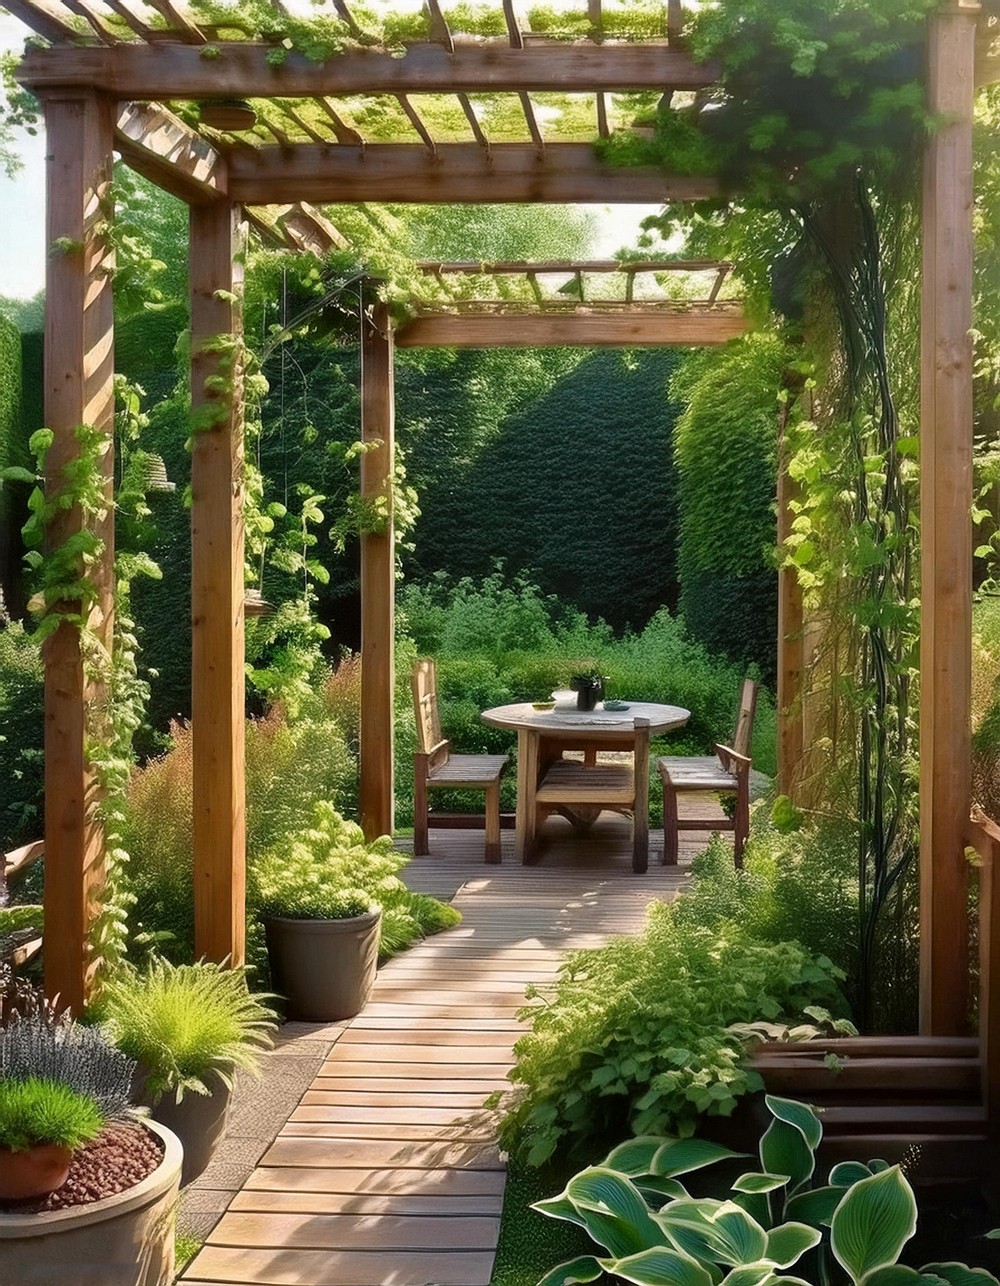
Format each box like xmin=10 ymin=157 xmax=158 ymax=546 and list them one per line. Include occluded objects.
xmin=965 ymin=805 xmax=1000 ymax=1139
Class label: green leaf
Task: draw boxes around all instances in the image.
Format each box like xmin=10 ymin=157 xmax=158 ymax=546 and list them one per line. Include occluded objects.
xmin=862 ymin=1269 xmax=937 ymax=1286
xmin=922 ymin=1265 xmax=1000 ymax=1286
xmin=1 ymin=466 xmax=38 ymax=484
xmin=830 ymin=1161 xmax=874 ymax=1187
xmin=763 ymin=1097 xmax=823 ymax=1152
xmin=759 ymin=1120 xmax=815 ymax=1196
xmin=536 ymin=1255 xmax=606 ymax=1286
xmin=830 ymin=1166 xmax=917 ymax=1282
xmin=721 ymin=1264 xmax=782 ymax=1286
xmin=786 ymin=1185 xmax=844 ymax=1227
xmin=600 ymin=1247 xmax=715 ymax=1286
xmin=732 ymin=1173 xmax=790 ymax=1195
xmin=653 ymin=1138 xmax=748 ymax=1179
xmin=533 ymin=1193 xmax=588 ymax=1229
xmin=565 ymin=1166 xmax=665 ymax=1257
xmin=636 ymin=1176 xmax=691 ymax=1204
xmin=659 ymin=1200 xmax=768 ymax=1268
xmin=765 ymin=1223 xmax=821 ymax=1269
xmin=606 ymin=1136 xmax=669 ymax=1177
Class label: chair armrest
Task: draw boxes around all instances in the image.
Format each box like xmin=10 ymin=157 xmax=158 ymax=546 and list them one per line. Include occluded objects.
xmin=715 ymin=743 xmax=751 ymax=775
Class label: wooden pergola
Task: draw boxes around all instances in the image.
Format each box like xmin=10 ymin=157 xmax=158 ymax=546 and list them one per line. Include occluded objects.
xmin=3 ymin=0 xmax=988 ymax=1091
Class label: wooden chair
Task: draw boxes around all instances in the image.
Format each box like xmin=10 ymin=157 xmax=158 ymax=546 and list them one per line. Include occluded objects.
xmin=532 ymin=718 xmax=651 ymax=872
xmin=658 ymin=678 xmax=758 ymax=869
xmin=411 ymin=658 xmax=509 ymax=863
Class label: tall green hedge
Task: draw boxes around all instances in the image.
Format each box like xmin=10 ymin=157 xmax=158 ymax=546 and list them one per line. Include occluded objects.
xmin=672 ymin=335 xmax=785 ymax=677
xmin=0 ymin=316 xmax=24 ymax=612
xmin=405 ymin=348 xmax=683 ymax=633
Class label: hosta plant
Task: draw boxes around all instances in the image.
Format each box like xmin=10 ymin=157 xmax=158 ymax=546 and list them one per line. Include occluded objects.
xmin=532 ymin=1095 xmax=998 ymax=1286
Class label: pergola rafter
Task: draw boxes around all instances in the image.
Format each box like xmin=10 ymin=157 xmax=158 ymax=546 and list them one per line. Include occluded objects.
xmin=3 ymin=2 xmax=987 ymax=1119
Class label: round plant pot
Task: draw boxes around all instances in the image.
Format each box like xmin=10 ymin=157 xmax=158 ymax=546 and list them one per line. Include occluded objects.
xmin=265 ymin=908 xmax=381 ymax=1022
xmin=0 ymin=1119 xmax=182 ymax=1286
xmin=138 ymin=1070 xmax=232 ymax=1189
xmin=0 ymin=1144 xmax=72 ymax=1201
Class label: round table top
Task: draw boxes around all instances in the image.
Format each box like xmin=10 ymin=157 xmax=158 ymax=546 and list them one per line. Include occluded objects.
xmin=481 ymin=701 xmax=691 ymax=736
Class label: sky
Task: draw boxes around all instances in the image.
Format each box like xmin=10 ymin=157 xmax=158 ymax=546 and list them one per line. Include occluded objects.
xmin=0 ymin=11 xmax=657 ymax=303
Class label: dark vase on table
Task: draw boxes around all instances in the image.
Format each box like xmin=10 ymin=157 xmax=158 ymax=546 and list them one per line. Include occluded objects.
xmin=570 ymin=674 xmax=604 ymax=711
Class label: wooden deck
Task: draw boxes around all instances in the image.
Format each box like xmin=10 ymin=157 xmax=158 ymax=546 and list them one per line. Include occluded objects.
xmin=181 ymin=814 xmax=714 ymax=1286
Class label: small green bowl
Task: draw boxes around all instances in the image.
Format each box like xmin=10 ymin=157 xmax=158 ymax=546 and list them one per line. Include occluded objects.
xmin=532 ymin=700 xmax=556 ymax=711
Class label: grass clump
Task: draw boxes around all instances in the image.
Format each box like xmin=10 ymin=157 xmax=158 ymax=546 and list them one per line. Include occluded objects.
xmin=98 ymin=958 xmax=276 ymax=1103
xmin=0 ymin=1076 xmax=105 ymax=1152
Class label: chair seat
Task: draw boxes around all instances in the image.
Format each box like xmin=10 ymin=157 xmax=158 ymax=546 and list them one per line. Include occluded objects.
xmin=658 ymin=755 xmax=738 ymax=792
xmin=536 ymin=760 xmax=635 ymax=806
xmin=428 ymin=753 xmax=508 ymax=788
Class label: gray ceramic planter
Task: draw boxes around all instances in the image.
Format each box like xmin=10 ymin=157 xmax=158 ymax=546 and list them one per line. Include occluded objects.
xmin=142 ymin=1070 xmax=232 ymax=1188
xmin=0 ymin=1119 xmax=182 ymax=1286
xmin=265 ymin=908 xmax=381 ymax=1021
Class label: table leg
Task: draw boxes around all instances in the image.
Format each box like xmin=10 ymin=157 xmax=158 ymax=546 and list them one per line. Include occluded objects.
xmin=515 ymin=729 xmax=539 ymax=864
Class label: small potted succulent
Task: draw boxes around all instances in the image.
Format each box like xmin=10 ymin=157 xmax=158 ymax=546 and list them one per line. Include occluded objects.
xmin=0 ymin=1010 xmax=182 ymax=1285
xmin=98 ymin=957 xmax=276 ymax=1186
xmin=570 ymin=670 xmax=606 ymax=711
xmin=255 ymin=804 xmax=389 ymax=1022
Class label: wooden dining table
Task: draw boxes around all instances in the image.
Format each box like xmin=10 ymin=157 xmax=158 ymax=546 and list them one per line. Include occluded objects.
xmin=481 ymin=701 xmax=691 ymax=862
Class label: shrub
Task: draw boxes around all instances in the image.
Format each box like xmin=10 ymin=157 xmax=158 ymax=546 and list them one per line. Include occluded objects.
xmin=124 ymin=709 xmax=356 ymax=959
xmin=251 ymin=802 xmax=460 ymax=969
xmin=0 ymin=1011 xmax=134 ymax=1121
xmin=496 ymin=898 xmax=846 ymax=1167
xmin=0 ymin=619 xmax=44 ymax=850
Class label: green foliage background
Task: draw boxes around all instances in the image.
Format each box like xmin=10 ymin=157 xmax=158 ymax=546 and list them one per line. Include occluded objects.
xmin=672 ymin=335 xmax=784 ymax=678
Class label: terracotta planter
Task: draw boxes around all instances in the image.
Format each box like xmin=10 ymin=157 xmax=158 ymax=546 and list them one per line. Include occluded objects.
xmin=265 ymin=908 xmax=381 ymax=1021
xmin=0 ymin=1119 xmax=182 ymax=1286
xmin=0 ymin=1144 xmax=72 ymax=1201
xmin=137 ymin=1069 xmax=232 ymax=1188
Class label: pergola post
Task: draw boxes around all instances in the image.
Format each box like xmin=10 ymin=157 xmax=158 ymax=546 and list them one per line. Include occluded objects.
xmin=919 ymin=0 xmax=979 ymax=1034
xmin=776 ymin=421 xmax=804 ymax=799
xmin=359 ymin=299 xmax=396 ymax=841
xmin=41 ymin=90 xmax=116 ymax=1012
xmin=190 ymin=202 xmax=246 ymax=965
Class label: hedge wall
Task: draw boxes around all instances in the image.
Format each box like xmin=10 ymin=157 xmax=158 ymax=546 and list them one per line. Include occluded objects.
xmin=0 ymin=316 xmax=24 ymax=612
xmin=404 ymin=348 xmax=684 ymax=634
xmin=672 ymin=335 xmax=785 ymax=678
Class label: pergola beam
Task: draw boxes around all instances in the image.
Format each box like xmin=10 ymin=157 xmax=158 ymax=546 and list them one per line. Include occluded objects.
xmin=115 ymin=101 xmax=228 ymax=204
xmin=18 ymin=41 xmax=720 ymax=96
xmin=396 ymin=309 xmax=748 ymax=347
xmin=227 ymin=143 xmax=719 ymax=205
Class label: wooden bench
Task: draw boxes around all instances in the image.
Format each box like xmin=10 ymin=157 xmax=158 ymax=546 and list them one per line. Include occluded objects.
xmin=412 ymin=659 xmax=509 ymax=863
xmin=658 ymin=678 xmax=757 ymax=868
xmin=533 ymin=718 xmax=650 ymax=872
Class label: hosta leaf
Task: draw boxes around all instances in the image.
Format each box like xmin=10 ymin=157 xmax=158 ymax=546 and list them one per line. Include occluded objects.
xmin=763 ymin=1097 xmax=823 ymax=1152
xmin=533 ymin=1193 xmax=588 ymax=1228
xmin=732 ymin=1173 xmax=791 ymax=1195
xmin=720 ymin=1262 xmax=781 ymax=1286
xmin=830 ymin=1166 xmax=917 ymax=1281
xmin=536 ymin=1255 xmax=605 ymax=1286
xmin=653 ymin=1139 xmax=748 ymax=1179
xmin=765 ymin=1222 xmax=821 ymax=1269
xmin=606 ymin=1137 xmax=671 ymax=1177
xmin=830 ymin=1162 xmax=874 ymax=1187
xmin=566 ymin=1166 xmax=664 ymax=1257
xmin=922 ymin=1265 xmax=1000 ymax=1286
xmin=637 ymin=1176 xmax=691 ymax=1204
xmin=657 ymin=1198 xmax=728 ymax=1262
xmin=785 ymin=1185 xmax=843 ymax=1227
xmin=600 ymin=1247 xmax=715 ymax=1286
xmin=863 ymin=1268 xmax=940 ymax=1286
xmin=708 ymin=1203 xmax=770 ymax=1266
xmin=759 ymin=1120 xmax=815 ymax=1195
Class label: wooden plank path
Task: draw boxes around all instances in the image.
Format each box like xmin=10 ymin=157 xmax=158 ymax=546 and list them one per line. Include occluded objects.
xmin=183 ymin=814 xmax=710 ymax=1286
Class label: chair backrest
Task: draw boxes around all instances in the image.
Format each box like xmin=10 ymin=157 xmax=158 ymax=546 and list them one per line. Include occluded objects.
xmin=412 ymin=658 xmax=445 ymax=757
xmin=732 ymin=679 xmax=758 ymax=760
